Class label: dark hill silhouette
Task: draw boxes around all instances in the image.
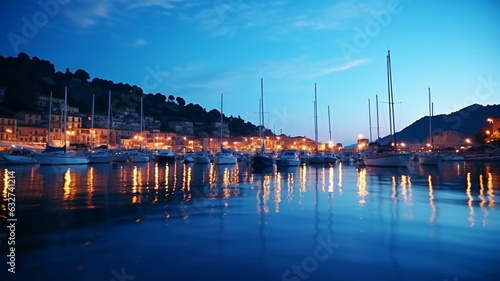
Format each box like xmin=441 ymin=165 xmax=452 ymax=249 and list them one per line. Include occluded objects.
xmin=376 ymin=104 xmax=500 ymax=144
xmin=0 ymin=53 xmax=259 ymax=137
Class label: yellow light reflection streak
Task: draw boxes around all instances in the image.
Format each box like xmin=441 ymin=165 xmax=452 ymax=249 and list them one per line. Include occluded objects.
xmin=328 ymin=166 xmax=334 ymax=193
xmin=401 ymin=175 xmax=412 ymax=206
xmin=466 ymin=172 xmax=475 ymax=227
xmin=391 ymin=176 xmax=397 ymax=201
xmin=428 ymin=175 xmax=437 ymax=225
xmin=275 ymin=174 xmax=282 ymax=213
xmin=262 ymin=175 xmax=270 ymax=213
xmin=479 ymin=174 xmax=486 ymax=208
xmin=154 ymin=163 xmax=159 ymax=191
xmin=63 ymin=168 xmax=72 ymax=201
xmin=299 ymin=165 xmax=307 ymax=193
xmin=357 ymin=168 xmax=367 ymax=205
xmin=479 ymin=174 xmax=489 ymax=227
xmin=338 ymin=162 xmax=343 ymax=192
xmin=87 ymin=166 xmax=95 ymax=209
xmin=487 ymin=172 xmax=495 ymax=209
xmin=132 ymin=166 xmax=141 ymax=204
xmin=2 ymin=169 xmax=9 ymax=200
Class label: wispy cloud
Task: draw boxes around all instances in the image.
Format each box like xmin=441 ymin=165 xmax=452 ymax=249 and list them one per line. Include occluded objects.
xmin=308 ymin=58 xmax=369 ymax=78
xmin=61 ymin=0 xmax=186 ymax=27
xmin=134 ymin=39 xmax=148 ymax=46
xmin=127 ymin=0 xmax=185 ymax=10
xmin=61 ymin=1 xmax=112 ymax=27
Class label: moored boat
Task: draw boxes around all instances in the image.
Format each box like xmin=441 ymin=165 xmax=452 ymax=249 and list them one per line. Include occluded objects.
xmin=276 ymin=149 xmax=301 ymax=167
xmin=193 ymin=151 xmax=211 ymax=164
xmin=34 ymin=145 xmax=89 ymax=165
xmin=364 ymin=51 xmax=410 ymax=168
xmin=156 ymin=149 xmax=176 ymax=163
xmin=363 ymin=151 xmax=411 ymax=167
xmin=1 ymin=148 xmax=38 ymax=164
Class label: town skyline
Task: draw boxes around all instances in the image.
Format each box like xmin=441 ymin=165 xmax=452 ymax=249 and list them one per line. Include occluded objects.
xmin=1 ymin=0 xmax=499 ymax=144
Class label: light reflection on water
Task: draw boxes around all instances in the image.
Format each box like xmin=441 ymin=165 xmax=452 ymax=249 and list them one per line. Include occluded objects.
xmin=1 ymin=161 xmax=500 ymax=280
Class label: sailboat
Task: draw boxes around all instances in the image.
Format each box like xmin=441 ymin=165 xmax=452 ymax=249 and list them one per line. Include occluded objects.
xmin=323 ymin=105 xmax=337 ymax=164
xmin=364 ymin=51 xmax=410 ymax=167
xmin=129 ymin=95 xmax=150 ymax=163
xmin=309 ymin=83 xmax=325 ymax=164
xmin=34 ymin=87 xmax=89 ymax=165
xmin=251 ymin=78 xmax=274 ymax=169
xmin=88 ymin=92 xmax=113 ymax=164
xmin=419 ymin=87 xmax=441 ymax=165
xmin=213 ymin=94 xmax=237 ymax=165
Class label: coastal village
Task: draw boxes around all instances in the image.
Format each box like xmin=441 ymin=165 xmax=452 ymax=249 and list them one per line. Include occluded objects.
xmin=0 ymin=90 xmax=499 ymax=155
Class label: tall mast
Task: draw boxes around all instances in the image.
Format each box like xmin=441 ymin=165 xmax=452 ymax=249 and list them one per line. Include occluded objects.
xmin=328 ymin=105 xmax=332 ymax=145
xmin=107 ymin=90 xmax=111 ymax=148
xmin=387 ymin=50 xmax=397 ymax=150
xmin=260 ymin=78 xmax=265 ymax=152
xmin=368 ymin=98 xmax=372 ymax=143
xmin=220 ymin=93 xmax=223 ymax=150
xmin=314 ymin=83 xmax=318 ymax=152
xmin=376 ymin=94 xmax=380 ymax=140
xmin=48 ymin=91 xmax=52 ymax=145
xmin=64 ymin=87 xmax=67 ymax=147
xmin=91 ymin=93 xmax=95 ymax=148
xmin=428 ymin=87 xmax=433 ymax=149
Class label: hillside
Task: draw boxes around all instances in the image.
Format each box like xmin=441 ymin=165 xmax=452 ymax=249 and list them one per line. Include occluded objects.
xmin=0 ymin=53 xmax=260 ymax=137
xmin=377 ymin=104 xmax=500 ymax=144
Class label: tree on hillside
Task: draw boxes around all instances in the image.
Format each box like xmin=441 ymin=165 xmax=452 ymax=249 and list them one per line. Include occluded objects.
xmin=176 ymin=96 xmax=186 ymax=106
xmin=74 ymin=69 xmax=90 ymax=82
xmin=168 ymin=95 xmax=175 ymax=102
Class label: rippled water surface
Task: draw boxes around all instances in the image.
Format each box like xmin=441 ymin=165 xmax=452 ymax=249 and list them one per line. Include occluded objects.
xmin=1 ymin=161 xmax=500 ymax=281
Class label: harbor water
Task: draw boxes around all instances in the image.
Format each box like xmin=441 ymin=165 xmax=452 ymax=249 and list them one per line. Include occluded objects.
xmin=1 ymin=161 xmax=500 ymax=280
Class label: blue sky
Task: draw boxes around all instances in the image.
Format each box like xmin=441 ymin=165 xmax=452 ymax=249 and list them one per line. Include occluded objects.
xmin=1 ymin=0 xmax=499 ymax=145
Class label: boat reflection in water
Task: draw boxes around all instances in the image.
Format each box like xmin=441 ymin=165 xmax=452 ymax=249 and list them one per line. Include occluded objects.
xmin=1 ymin=161 xmax=499 ymax=280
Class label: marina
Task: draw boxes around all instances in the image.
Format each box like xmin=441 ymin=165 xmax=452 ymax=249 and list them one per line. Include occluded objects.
xmin=2 ymin=160 xmax=499 ymax=280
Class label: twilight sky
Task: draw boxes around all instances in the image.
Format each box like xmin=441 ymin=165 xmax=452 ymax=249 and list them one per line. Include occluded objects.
xmin=1 ymin=0 xmax=499 ymax=144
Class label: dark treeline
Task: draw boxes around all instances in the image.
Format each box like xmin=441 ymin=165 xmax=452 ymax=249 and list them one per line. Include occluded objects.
xmin=0 ymin=53 xmax=259 ymax=137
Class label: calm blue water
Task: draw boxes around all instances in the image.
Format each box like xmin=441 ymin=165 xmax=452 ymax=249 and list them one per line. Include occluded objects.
xmin=1 ymin=161 xmax=500 ymax=281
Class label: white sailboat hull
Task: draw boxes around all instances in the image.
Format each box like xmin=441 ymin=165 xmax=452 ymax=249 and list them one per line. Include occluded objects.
xmin=1 ymin=154 xmax=37 ymax=164
xmin=34 ymin=153 xmax=89 ymax=165
xmin=88 ymin=153 xmax=112 ymax=164
xmin=364 ymin=153 xmax=411 ymax=167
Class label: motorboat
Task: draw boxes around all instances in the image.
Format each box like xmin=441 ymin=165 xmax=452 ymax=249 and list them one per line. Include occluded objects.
xmin=183 ymin=152 xmax=195 ymax=163
xmin=276 ymin=149 xmax=301 ymax=167
xmin=213 ymin=148 xmax=237 ymax=165
xmin=193 ymin=151 xmax=211 ymax=164
xmin=156 ymin=149 xmax=176 ymax=163
xmin=323 ymin=151 xmax=338 ymax=164
xmin=1 ymin=148 xmax=38 ymax=164
xmin=87 ymin=148 xmax=112 ymax=164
